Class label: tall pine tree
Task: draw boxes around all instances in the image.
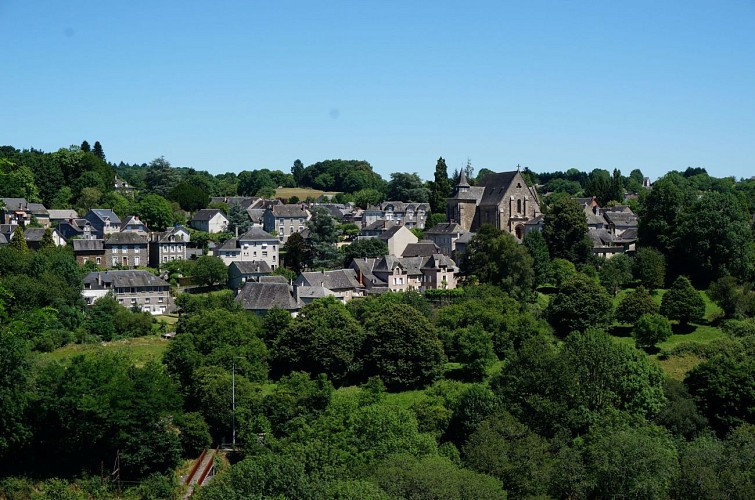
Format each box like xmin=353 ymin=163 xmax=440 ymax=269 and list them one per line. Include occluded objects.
xmin=430 ymin=157 xmax=451 ymax=215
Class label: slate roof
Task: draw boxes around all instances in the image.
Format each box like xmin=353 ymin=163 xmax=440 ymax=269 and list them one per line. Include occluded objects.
xmin=230 ymin=260 xmax=273 ymax=274
xmin=260 ymin=275 xmax=288 ymax=283
xmin=363 ymin=219 xmax=399 ymax=232
xmin=0 ymin=234 xmax=8 ymax=245
xmin=296 ymin=286 xmax=336 ymax=299
xmin=23 ymin=228 xmax=47 ymax=242
xmin=455 ymin=231 xmax=475 ymax=244
xmin=380 ymin=201 xmax=429 ymax=212
xmin=235 ymin=282 xmax=301 ymax=311
xmin=88 ymin=209 xmax=121 ymax=224
xmin=402 ymin=241 xmax=441 ymax=257
xmin=73 ymin=239 xmax=104 ymax=252
xmin=478 ymin=171 xmax=518 ymax=206
xmin=425 ymin=223 xmax=465 ymax=235
xmin=271 ymin=204 xmax=309 ymax=218
xmin=191 ymin=209 xmax=226 ymax=221
xmin=246 ymin=208 xmax=265 ymax=224
xmin=374 ymin=254 xmax=457 ymax=275
xmin=153 ymin=226 xmax=190 ymax=243
xmin=295 ymin=269 xmax=362 ymax=290
xmin=349 ymin=258 xmax=387 ymax=287
xmin=28 ymin=203 xmax=48 ymax=215
xmin=120 ymin=215 xmax=149 ymax=231
xmin=105 ymin=232 xmax=148 ymax=245
xmin=84 ymin=270 xmax=169 ymax=289
xmin=0 ymin=224 xmax=16 ymax=236
xmin=0 ymin=198 xmax=27 ymax=211
xmin=378 ymin=224 xmax=407 ymax=241
xmin=48 ymin=209 xmax=79 ymax=220
xmin=210 ymin=197 xmax=259 ymax=209
xmin=238 ymin=227 xmax=279 ymax=242
xmin=603 ymin=211 xmax=638 ymax=227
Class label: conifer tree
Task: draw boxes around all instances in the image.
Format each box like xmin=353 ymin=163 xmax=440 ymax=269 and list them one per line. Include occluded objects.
xmin=9 ymin=226 xmax=28 ymax=253
xmin=92 ymin=141 xmax=105 ymax=161
xmin=39 ymin=228 xmax=55 ymax=250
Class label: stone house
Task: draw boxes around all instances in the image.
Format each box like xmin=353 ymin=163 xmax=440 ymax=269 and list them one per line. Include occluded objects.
xmin=423 ymin=222 xmax=469 ymax=258
xmin=215 ymin=227 xmax=279 ymax=269
xmin=371 ymin=254 xmax=458 ymax=292
xmin=73 ymin=239 xmax=105 ymax=266
xmin=447 ymin=168 xmax=541 ymax=239
xmin=235 ymin=278 xmax=302 ymax=315
xmin=228 ymin=261 xmax=273 ymax=290
xmin=263 ymin=204 xmax=311 ymax=243
xmin=149 ymin=226 xmax=190 ymax=267
xmin=104 ymin=232 xmax=149 ymax=268
xmin=294 ymin=269 xmax=364 ymax=303
xmin=378 ymin=224 xmax=418 ymax=257
xmin=189 ymin=209 xmax=229 ymax=234
xmin=84 ymin=209 xmax=122 ymax=239
xmin=0 ymin=198 xmax=50 ymax=228
xmin=23 ymin=227 xmax=66 ymax=249
xmin=82 ymin=270 xmax=173 ymax=314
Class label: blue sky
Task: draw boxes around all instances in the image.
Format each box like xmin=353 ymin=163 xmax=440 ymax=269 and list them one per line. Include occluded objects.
xmin=1 ymin=1 xmax=754 ymax=182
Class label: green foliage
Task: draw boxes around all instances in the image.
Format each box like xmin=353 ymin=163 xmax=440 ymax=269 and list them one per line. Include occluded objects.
xmin=85 ymin=294 xmax=154 ymax=341
xmin=281 ymin=231 xmax=308 ymax=274
xmin=145 ymin=156 xmax=181 ymax=197
xmin=599 ymin=253 xmax=633 ymax=295
xmin=616 ymin=286 xmax=659 ymax=324
xmin=637 ymin=172 xmax=693 ymax=256
xmin=675 ymin=425 xmax=755 ymax=499
xmin=371 ymin=453 xmax=506 ymax=500
xmin=174 ymin=412 xmax=211 ymax=457
xmin=655 ymin=379 xmax=708 ymax=439
xmin=176 ymin=308 xmax=268 ymax=383
xmin=430 ymin=157 xmax=452 ymax=214
xmin=685 ymin=352 xmax=755 ymax=436
xmin=342 ymin=238 xmax=387 ymax=266
xmin=633 ymin=246 xmax=667 ymax=290
xmin=546 ymin=273 xmax=613 ymax=336
xmin=363 ymin=303 xmax=445 ymax=390
xmin=33 ymin=354 xmax=183 ymax=478
xmin=8 ymin=225 xmax=28 ymax=253
xmin=169 ymin=181 xmax=209 ymax=212
xmin=137 ymin=193 xmax=176 ymax=230
xmin=543 ymin=197 xmax=592 ymax=264
xmin=461 ymin=225 xmax=535 ymax=301
xmin=661 ymin=275 xmax=706 ymax=325
xmin=573 ymin=422 xmax=680 ymax=499
xmin=708 ymin=276 xmax=755 ymax=319
xmin=446 ymin=384 xmax=502 ymax=445
xmin=386 ymin=172 xmax=430 ymax=202
xmin=455 ymin=325 xmax=496 ymax=381
xmin=191 ymin=255 xmax=228 ymax=286
xmin=299 ymin=159 xmax=384 ymax=193
xmin=0 ymin=328 xmax=32 ymax=459
xmin=352 ymin=188 xmax=385 ymax=209
xmin=722 ymin=318 xmax=755 ymax=337
xmin=306 ymin=206 xmax=341 ymax=268
xmin=676 ymin=191 xmax=754 ymax=286
xmin=523 ymin=229 xmax=551 ymax=286
xmin=491 ymin=329 xmax=666 ymax=437
xmin=464 ymin=411 xmax=552 ymax=498
xmin=273 ymin=297 xmax=366 ymax=385
xmin=633 ymin=313 xmax=673 ymax=349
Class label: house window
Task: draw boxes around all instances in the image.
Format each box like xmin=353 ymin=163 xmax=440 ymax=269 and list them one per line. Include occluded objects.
xmin=163 ymin=256 xmax=168 ymax=262
xmin=131 ymin=298 xmax=136 ymax=304
xmin=118 ymin=299 xmax=123 ymax=304
xmin=158 ymin=297 xmax=164 ymax=303
xmin=134 ymin=257 xmax=140 ymax=266
xmin=135 ymin=246 xmax=140 ymax=253
xmin=517 ymin=199 xmax=522 ymax=213
xmin=112 ymin=257 xmax=118 ymax=266
xmin=262 ymin=251 xmax=268 ymax=257
xmin=145 ymin=298 xmax=150 ymax=303
xmin=96 ymin=257 xmax=101 ymax=265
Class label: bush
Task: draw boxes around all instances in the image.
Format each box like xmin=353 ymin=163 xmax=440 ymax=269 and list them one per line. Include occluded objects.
xmin=633 ymin=313 xmax=673 ymax=349
xmin=616 ymin=286 xmax=659 ymax=324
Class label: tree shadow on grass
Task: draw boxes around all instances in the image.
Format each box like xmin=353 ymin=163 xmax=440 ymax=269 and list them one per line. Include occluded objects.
xmin=609 ymin=324 xmax=634 ymax=338
xmin=672 ymin=323 xmax=697 ymax=335
xmin=641 ymin=345 xmax=662 ymax=355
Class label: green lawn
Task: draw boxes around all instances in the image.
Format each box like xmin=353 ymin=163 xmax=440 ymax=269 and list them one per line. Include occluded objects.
xmin=38 ymin=335 xmax=169 ymax=367
xmin=610 ymin=287 xmax=725 ymax=379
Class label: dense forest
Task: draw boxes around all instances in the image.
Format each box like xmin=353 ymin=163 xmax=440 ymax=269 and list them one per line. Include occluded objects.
xmin=1 ymin=142 xmax=754 ymax=499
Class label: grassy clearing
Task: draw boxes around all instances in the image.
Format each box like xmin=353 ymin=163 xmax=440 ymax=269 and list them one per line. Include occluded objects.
xmin=38 ymin=335 xmax=169 ymax=367
xmin=610 ymin=287 xmax=725 ymax=379
xmin=156 ymin=314 xmax=179 ymax=326
xmin=275 ymin=187 xmax=341 ymax=200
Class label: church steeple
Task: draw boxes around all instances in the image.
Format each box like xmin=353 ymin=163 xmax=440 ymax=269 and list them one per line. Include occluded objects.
xmin=457 ymin=169 xmax=470 ymax=189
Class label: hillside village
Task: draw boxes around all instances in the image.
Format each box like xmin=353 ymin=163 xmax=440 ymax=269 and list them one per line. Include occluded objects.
xmin=0 ymin=145 xmax=754 ymax=499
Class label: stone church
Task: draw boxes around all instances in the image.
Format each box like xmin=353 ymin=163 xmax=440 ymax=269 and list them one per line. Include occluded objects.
xmin=446 ymin=167 xmax=541 ymax=240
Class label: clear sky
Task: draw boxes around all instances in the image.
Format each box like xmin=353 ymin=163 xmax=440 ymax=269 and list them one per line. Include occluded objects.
xmin=1 ymin=1 xmax=754 ymax=182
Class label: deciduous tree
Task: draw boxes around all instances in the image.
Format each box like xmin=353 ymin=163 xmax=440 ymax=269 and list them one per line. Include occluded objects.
xmin=661 ymin=275 xmax=705 ymax=325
